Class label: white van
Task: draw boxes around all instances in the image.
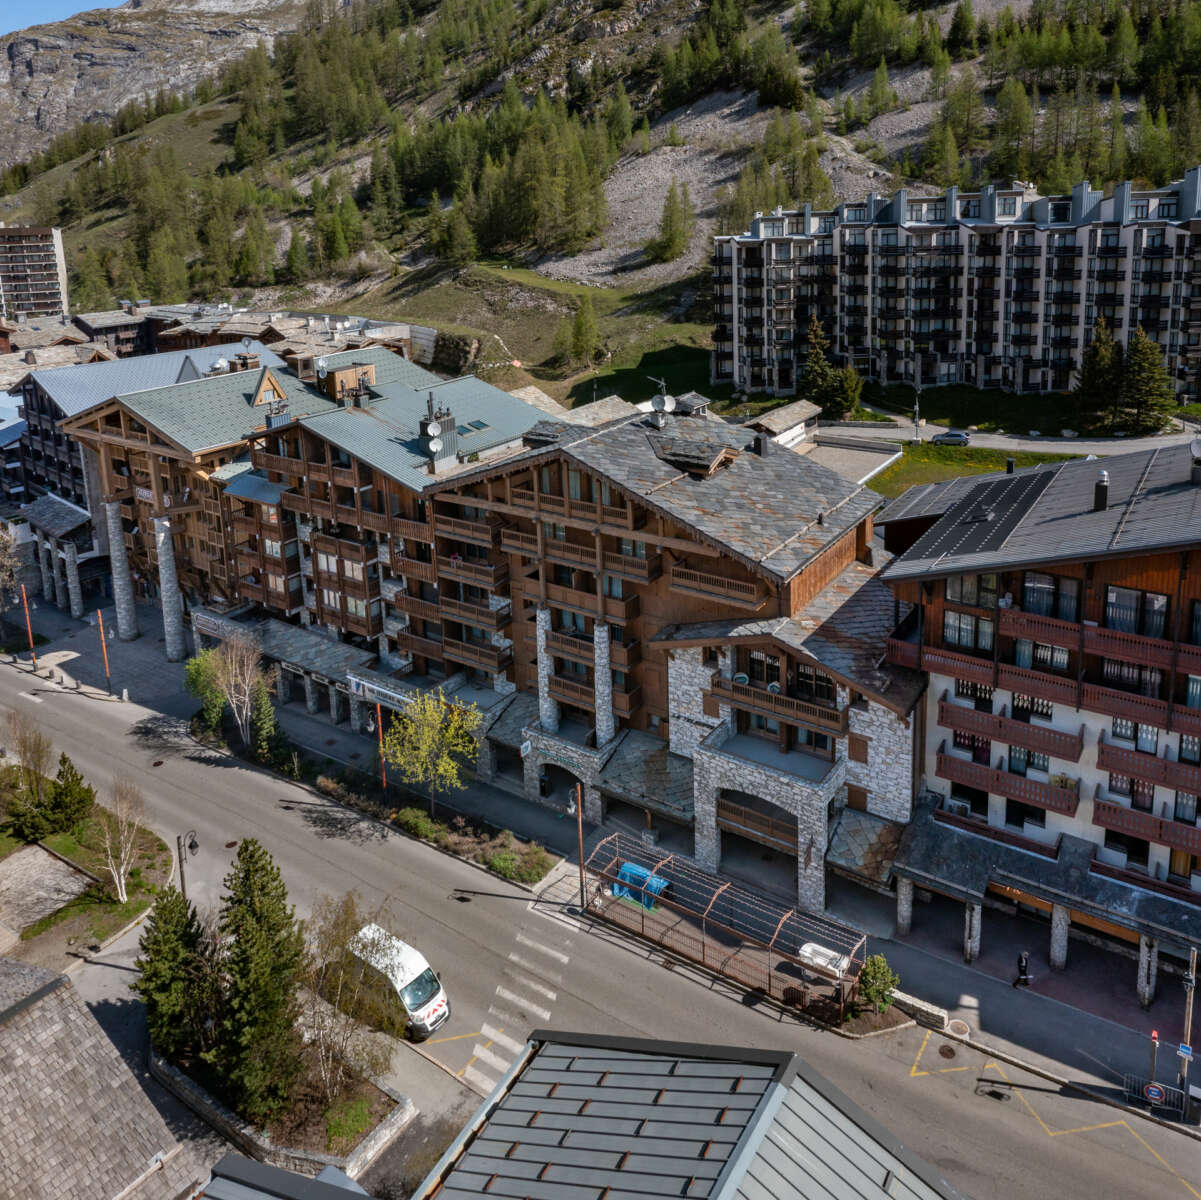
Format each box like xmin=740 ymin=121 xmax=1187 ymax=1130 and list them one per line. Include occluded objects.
xmin=348 ymin=923 xmax=451 ymax=1040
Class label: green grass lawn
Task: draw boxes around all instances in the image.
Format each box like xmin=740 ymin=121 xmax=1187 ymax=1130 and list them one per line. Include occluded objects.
xmin=867 ymin=383 xmax=1081 ymax=435
xmin=867 ymin=444 xmax=1079 ymax=499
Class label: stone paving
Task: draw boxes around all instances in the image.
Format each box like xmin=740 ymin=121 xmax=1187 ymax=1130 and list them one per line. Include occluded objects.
xmin=0 ymin=845 xmax=92 ymax=934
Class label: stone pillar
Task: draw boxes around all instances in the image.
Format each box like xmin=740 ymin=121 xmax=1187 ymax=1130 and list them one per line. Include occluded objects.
xmin=583 ymin=784 xmax=603 ymax=825
xmin=593 ymin=623 xmax=615 ymax=746
xmin=303 ymin=674 xmax=320 ymax=715
xmin=64 ymin=543 xmax=83 ymax=620
xmin=52 ymin=547 xmax=67 ymax=611
xmin=1138 ymin=934 xmax=1159 ymax=1008
xmin=522 ymin=751 xmax=543 ymax=805
xmin=896 ymin=877 xmax=914 ymax=936
xmin=476 ymin=734 xmax=496 ymax=783
xmin=153 ymin=517 xmax=185 ymax=661
xmin=330 ymin=685 xmax=346 ymax=725
xmin=963 ymin=901 xmax=982 ymax=963
xmin=275 ymin=667 xmax=292 ymax=704
xmin=105 ymin=501 xmax=139 ymax=641
xmin=692 ymin=767 xmax=719 ymax=872
xmin=349 ymin=695 xmax=364 ymax=734
xmin=535 ymin=604 xmax=560 ymax=734
xmin=37 ymin=537 xmax=53 ymax=600
xmin=1049 ymin=904 xmax=1070 ymax=970
xmin=796 ymin=829 xmax=826 ymax=913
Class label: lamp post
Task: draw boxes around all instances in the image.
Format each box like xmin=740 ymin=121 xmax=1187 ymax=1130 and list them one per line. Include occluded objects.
xmin=1180 ymin=945 xmax=1197 ymax=1097
xmin=176 ymin=830 xmax=199 ymax=903
xmin=913 ymin=385 xmax=922 ymax=443
xmin=568 ymin=782 xmax=586 ymax=913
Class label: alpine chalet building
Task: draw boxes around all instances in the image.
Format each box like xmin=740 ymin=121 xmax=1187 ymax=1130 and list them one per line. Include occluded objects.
xmin=713 ymin=167 xmax=1201 ymax=399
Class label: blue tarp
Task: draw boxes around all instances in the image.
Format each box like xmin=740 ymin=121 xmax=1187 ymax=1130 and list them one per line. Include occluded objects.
xmin=612 ymin=861 xmax=670 ymax=910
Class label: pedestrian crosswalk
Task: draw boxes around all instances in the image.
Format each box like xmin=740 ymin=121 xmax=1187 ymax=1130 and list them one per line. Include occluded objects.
xmin=461 ymin=919 xmax=574 ymax=1095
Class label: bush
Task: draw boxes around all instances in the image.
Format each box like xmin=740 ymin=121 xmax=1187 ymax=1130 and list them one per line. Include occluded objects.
xmin=6 ymin=752 xmax=95 ymax=841
xmin=858 ymin=953 xmax=900 ymax=1014
xmin=486 ymin=850 xmax=519 ymax=878
xmin=325 ymin=1096 xmax=372 ymax=1152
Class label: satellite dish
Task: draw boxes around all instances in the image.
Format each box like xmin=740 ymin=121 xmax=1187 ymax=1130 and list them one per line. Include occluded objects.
xmin=428 ymin=437 xmax=443 ymax=455
xmin=316 ymin=357 xmax=328 ymax=371
xmin=426 ymin=420 xmax=442 ymax=437
xmin=651 ymin=394 xmax=665 ymax=411
xmin=211 ymin=357 xmax=228 ymax=373
xmin=662 ymin=394 xmax=676 ymax=413
xmin=241 ymin=336 xmax=252 ymax=349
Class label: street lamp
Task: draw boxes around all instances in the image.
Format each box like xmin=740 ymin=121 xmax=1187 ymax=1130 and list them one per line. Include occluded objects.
xmin=176 ymin=830 xmax=199 ymax=903
xmin=567 ymin=783 xmax=586 ymax=913
xmin=913 ymin=384 xmax=922 ymax=443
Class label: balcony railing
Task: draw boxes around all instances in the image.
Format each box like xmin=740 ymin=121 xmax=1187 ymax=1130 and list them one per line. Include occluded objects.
xmin=437 ymin=556 xmax=507 ymax=588
xmin=935 ymin=744 xmax=1079 ymax=815
xmin=997 ymin=606 xmax=1078 ymax=645
xmin=885 ymin=637 xmax=920 ymax=670
xmin=1097 ymin=735 xmax=1201 ymax=794
xmin=932 ymin=805 xmax=1060 ymax=858
xmin=996 ymin=663 xmax=1077 ymax=706
xmin=716 ymin=798 xmax=796 ymax=855
xmin=613 ymin=685 xmax=642 ymax=718
xmin=708 ymin=675 xmax=848 ymax=734
xmin=1093 ymin=797 xmax=1201 ymax=855
xmin=442 ymin=637 xmax=511 ymax=672
xmin=392 ymin=554 xmax=437 ymax=585
xmin=1080 ymin=681 xmax=1169 ymax=727
xmin=546 ymin=629 xmax=594 ymax=664
xmin=440 ymin=597 xmax=510 ymax=630
xmin=393 ymin=592 xmax=443 ymax=623
xmin=601 ymin=550 xmax=662 ymax=582
xmin=392 ymin=517 xmax=434 ymax=543
xmin=548 ymin=674 xmax=595 ymax=709
xmin=434 ymin=513 xmax=499 ymax=547
xmin=1083 ymin=624 xmax=1177 ymax=671
xmin=669 ymin=565 xmax=767 ymax=609
xmin=937 ymin=695 xmax=1084 ymax=761
xmin=396 ymin=630 xmax=444 ymax=659
xmin=921 ymin=645 xmax=994 ymax=685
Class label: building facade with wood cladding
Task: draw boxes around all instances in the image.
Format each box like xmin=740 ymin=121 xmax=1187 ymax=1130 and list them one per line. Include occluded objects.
xmin=57 ymin=344 xmax=921 ymax=916
xmin=878 ymin=448 xmax=1201 ymax=1002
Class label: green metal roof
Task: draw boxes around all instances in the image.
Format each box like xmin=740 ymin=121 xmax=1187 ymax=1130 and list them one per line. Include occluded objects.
xmin=316 ymin=344 xmax=441 ymax=390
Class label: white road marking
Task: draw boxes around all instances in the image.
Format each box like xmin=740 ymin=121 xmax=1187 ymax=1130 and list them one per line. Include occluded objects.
xmin=502 ymin=968 xmax=556 ymax=1002
xmin=494 ymin=985 xmax=551 ymax=1021
xmin=481 ymin=1023 xmax=525 ymax=1056
xmin=516 ymin=931 xmax=570 ymax=963
xmin=17 ymin=691 xmax=42 ymax=703
xmin=464 ymin=1064 xmax=498 ymax=1093
xmin=507 ymin=951 xmax=563 ymax=984
xmin=471 ymin=1042 xmax=513 ymax=1074
xmin=487 ymin=1004 xmax=525 ymax=1028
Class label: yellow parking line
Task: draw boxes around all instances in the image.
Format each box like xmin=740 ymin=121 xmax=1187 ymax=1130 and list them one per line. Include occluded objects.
xmin=456 ymin=1030 xmax=499 ymax=1078
xmin=909 ymin=1029 xmax=973 ymax=1077
xmin=427 ymin=1029 xmax=483 ymax=1045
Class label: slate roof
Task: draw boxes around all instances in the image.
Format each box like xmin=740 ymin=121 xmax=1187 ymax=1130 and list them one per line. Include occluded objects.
xmin=0 ymin=958 xmax=197 ymax=1200
xmin=652 ymin=557 xmax=923 ymax=713
xmin=74 ymin=309 xmax=147 ymax=330
xmin=596 ymin=730 xmax=695 ymax=822
xmin=0 ymin=419 xmax=25 ymax=449
xmin=746 ymin=398 xmax=821 ymax=434
xmin=415 ymin=1031 xmax=962 ymax=1200
xmin=224 ymin=469 xmax=285 ymax=505
xmin=0 ymin=316 xmax=88 ymax=350
xmin=21 ymin=492 xmax=91 ymax=539
xmin=31 ymin=340 xmax=286 ymax=418
xmin=0 ymin=343 xmax=116 ymax=392
xmin=299 ymin=375 xmax=556 ymax=493
xmin=486 ymin=691 xmax=540 ymax=748
xmin=549 ymin=414 xmax=879 ymax=583
xmin=880 ymin=445 xmax=1201 ymax=580
xmin=116 ymin=365 xmax=336 ymax=453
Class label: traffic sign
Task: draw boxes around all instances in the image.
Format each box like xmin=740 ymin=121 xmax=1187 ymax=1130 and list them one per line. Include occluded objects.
xmin=1179 ymin=1043 xmax=1193 ymax=1061
xmin=1143 ymin=1082 xmax=1167 ymax=1103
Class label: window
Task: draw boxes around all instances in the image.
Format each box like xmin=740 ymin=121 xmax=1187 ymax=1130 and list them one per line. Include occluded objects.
xmin=1182 ymin=735 xmax=1201 ymax=765
xmin=321 ymin=588 xmax=339 ymax=609
xmin=849 ymin=734 xmax=869 ymax=763
xmin=1022 ymin=573 xmax=1079 ymax=621
xmin=1187 ymin=675 xmax=1201 ymax=710
xmin=1102 ymin=658 xmax=1163 ymax=698
xmin=316 ymin=552 xmax=337 ymax=575
xmin=954 ymin=730 xmax=991 ymax=762
xmin=265 ymin=572 xmax=285 ymax=593
xmin=793 ymin=663 xmax=836 ymax=703
xmin=907 ymin=205 xmax=924 ymax=223
xmin=1104 ymin=830 xmax=1150 ymax=867
xmin=846 ymin=785 xmax=868 ymax=811
xmin=944 ymin=611 xmax=994 ymax=652
xmin=1051 ymin=203 xmax=1070 ymax=222
xmin=999 ymin=196 xmax=1017 ymax=216
xmin=262 ymin=538 xmax=281 ymax=558
xmin=343 ymin=560 xmax=363 ymax=581
xmin=955 ymin=679 xmax=994 ymax=710
xmin=1105 ymin=585 xmax=1168 ymax=637
xmin=1016 ymin=639 xmax=1068 ymax=671
xmin=748 ymin=651 xmax=781 ymax=687
xmin=602 ymin=574 xmax=623 ymax=599
xmin=1006 ymin=799 xmax=1046 ymax=828
xmin=1112 ymin=717 xmax=1136 ymax=742
xmin=1009 ymin=746 xmax=1049 ymax=776
xmin=618 ymin=538 xmax=646 ymax=559
xmin=1012 ymin=694 xmax=1053 ymax=721
xmin=1130 ymin=200 xmax=1149 ymax=220
xmin=797 ymin=727 xmax=832 ymax=755
xmin=945 ymin=574 xmax=998 ymax=607
xmin=1136 ymin=724 xmax=1158 ymax=755
xmin=749 ymin=712 xmax=780 ymax=738
xmin=345 ymin=596 xmax=366 ymax=618
xmin=542 ymin=521 xmax=566 ymax=541
xmin=1110 ymin=773 xmax=1132 ymax=796
xmin=1176 ymin=792 xmax=1198 ymax=824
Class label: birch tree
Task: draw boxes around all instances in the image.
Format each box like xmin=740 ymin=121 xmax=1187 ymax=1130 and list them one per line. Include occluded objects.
xmin=101 ymin=774 xmax=144 ymax=904
xmin=214 ymin=636 xmax=264 ymax=747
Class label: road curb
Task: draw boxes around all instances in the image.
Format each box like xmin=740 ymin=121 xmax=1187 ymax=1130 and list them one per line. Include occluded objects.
xmin=404 ymin=1038 xmax=490 ymax=1099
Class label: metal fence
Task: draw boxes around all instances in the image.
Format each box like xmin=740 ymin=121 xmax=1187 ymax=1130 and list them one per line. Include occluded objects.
xmin=583 ymin=832 xmax=867 ymax=1018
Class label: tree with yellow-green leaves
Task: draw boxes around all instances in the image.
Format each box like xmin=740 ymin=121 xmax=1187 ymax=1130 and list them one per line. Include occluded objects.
xmin=381 ymin=690 xmax=482 ymax=818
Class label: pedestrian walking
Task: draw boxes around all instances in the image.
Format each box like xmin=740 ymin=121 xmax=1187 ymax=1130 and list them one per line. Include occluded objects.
xmin=1012 ymin=950 xmax=1031 ymax=988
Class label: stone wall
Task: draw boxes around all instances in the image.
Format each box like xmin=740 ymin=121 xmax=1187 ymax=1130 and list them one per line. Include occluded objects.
xmin=845 ymin=694 xmax=915 ymax=822
xmin=520 ymin=724 xmax=619 ymax=824
xmin=666 ymin=646 xmax=731 ymax=758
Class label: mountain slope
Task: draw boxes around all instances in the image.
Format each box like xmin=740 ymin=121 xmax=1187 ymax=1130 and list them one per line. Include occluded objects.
xmin=0 ymin=0 xmax=306 ymax=168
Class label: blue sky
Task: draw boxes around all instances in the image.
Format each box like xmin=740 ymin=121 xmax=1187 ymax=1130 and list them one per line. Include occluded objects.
xmin=3 ymin=2 xmax=122 ymax=36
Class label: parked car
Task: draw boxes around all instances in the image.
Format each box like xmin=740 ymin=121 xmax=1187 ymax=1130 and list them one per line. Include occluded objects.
xmin=341 ymin=923 xmax=452 ymax=1040
xmin=931 ymin=429 xmax=971 ymax=445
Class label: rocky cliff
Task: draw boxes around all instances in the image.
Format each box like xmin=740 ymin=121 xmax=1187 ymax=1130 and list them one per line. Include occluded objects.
xmin=0 ymin=0 xmax=307 ymax=168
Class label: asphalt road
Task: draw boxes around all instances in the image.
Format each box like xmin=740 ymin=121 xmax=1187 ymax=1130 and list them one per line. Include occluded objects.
xmin=7 ymin=667 xmax=1201 ymax=1200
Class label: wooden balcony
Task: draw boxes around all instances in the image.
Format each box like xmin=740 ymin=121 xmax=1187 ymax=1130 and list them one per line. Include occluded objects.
xmin=442 ymin=637 xmax=511 ymax=672
xmin=1083 ymin=624 xmax=1176 ymax=670
xmin=499 ymin=528 xmax=539 ymax=557
xmin=602 ymin=551 xmax=662 ymax=582
xmin=352 ymin=507 xmax=394 ymax=536
xmin=613 ymin=685 xmax=642 ymax=718
xmin=935 ymin=747 xmax=1079 ymax=815
xmin=397 ymin=631 xmax=444 ymax=659
xmin=434 ymin=513 xmax=499 ymax=548
xmin=996 ymin=663 xmax=1077 ymax=706
xmin=236 ymin=578 xmax=266 ymax=603
xmin=1096 ymin=736 xmax=1201 ymax=794
xmin=669 ymin=565 xmax=767 ymax=609
xmin=708 ymin=675 xmax=848 ymax=734
xmin=1080 ymin=682 xmax=1170 ymax=727
xmin=612 ymin=640 xmax=641 ymax=670
xmin=544 ymin=582 xmax=640 ymax=621
xmin=392 ymin=554 xmax=437 ymax=585
xmin=716 ymin=798 xmax=796 ymax=855
xmin=231 ymin=513 xmax=259 ymax=535
xmin=922 ymin=646 xmax=993 ymax=685
xmin=253 ymin=450 xmax=303 ymax=476
xmin=997 ymin=608 xmax=1079 ymax=645
xmin=1091 ymin=859 xmax=1201 ymax=904
xmin=392 ymin=517 xmax=434 ymax=543
xmin=937 ymin=696 xmax=1084 ymax=761
xmin=437 ymin=556 xmax=508 ymax=588
xmin=440 ymin=597 xmax=511 ymax=630
xmin=548 ymin=674 xmax=595 ymax=709
xmin=1093 ymin=797 xmax=1201 ymax=855
xmin=885 ymin=636 xmax=920 ymax=670
xmin=546 ymin=629 xmax=593 ymax=664
xmin=932 ymin=806 xmax=1060 ymax=858
xmin=393 ymin=592 xmax=443 ymax=623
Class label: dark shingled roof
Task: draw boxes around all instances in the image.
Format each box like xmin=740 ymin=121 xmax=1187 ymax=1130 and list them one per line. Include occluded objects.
xmin=596 ymin=730 xmax=695 ymax=822
xmin=415 ymin=1032 xmax=963 ymax=1200
xmin=21 ymin=492 xmax=91 ymax=539
xmin=882 ymin=443 xmax=1201 ymax=581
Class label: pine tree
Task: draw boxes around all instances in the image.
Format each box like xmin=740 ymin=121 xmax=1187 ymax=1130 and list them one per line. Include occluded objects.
xmin=606 ymin=81 xmax=633 ymax=150
xmin=947 ymin=0 xmax=976 ymax=58
xmin=250 ymin=677 xmax=278 ymax=765
xmin=799 ymin=314 xmax=838 ymax=412
xmin=1121 ymin=326 xmax=1175 ymax=435
xmin=144 ymin=230 xmax=189 ymax=303
xmin=284 ymin=227 xmax=309 ymax=283
xmin=46 ymin=753 xmax=95 ymax=833
xmin=326 ymin=210 xmax=349 ymax=263
xmin=867 ymin=58 xmax=894 ymax=119
xmin=217 ymin=838 xmax=304 ymax=1123
xmin=1108 ymin=84 xmax=1128 ymax=181
xmin=442 ymin=204 xmax=477 ymax=265
xmin=647 ymin=178 xmax=693 ymax=263
xmin=1074 ymin=317 xmax=1121 ymax=430
xmin=571 ymin=293 xmax=599 ymax=365
xmin=133 ymin=885 xmax=202 ymax=1062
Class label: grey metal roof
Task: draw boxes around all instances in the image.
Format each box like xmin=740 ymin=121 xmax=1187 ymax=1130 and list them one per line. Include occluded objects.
xmin=21 ymin=492 xmax=91 ymax=538
xmin=204 ymin=1153 xmax=368 ymax=1198
xmin=299 ymin=375 xmax=556 ymax=493
xmin=0 ymin=419 xmax=24 ymax=449
xmin=117 ymin=365 xmax=336 ymax=454
xmin=32 ymin=340 xmax=286 ymax=418
xmin=223 ymin=469 xmax=285 ymax=505
xmin=746 ymin=399 xmax=821 ymax=435
xmin=882 ymin=444 xmax=1201 ymax=581
xmin=316 ymin=344 xmax=441 ymax=390
xmin=415 ymin=1032 xmax=963 ymax=1200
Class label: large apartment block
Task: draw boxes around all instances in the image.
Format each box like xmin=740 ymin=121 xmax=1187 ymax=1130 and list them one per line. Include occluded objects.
xmin=0 ymin=225 xmax=68 ymax=320
xmin=878 ymin=450 xmax=1201 ymax=1001
xmin=713 ymin=167 xmax=1201 ymax=400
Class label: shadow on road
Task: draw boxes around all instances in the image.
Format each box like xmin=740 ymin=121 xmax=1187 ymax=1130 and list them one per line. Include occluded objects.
xmin=129 ymin=714 xmax=242 ymax=769
xmin=278 ymin=794 xmax=392 ymax=843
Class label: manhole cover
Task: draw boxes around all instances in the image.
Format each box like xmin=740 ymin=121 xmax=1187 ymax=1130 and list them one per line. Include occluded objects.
xmin=280 ymin=804 xmax=294 ymax=811
xmin=454 ymin=894 xmax=471 ymax=903
xmin=225 ymin=840 xmax=238 ymax=849
xmin=948 ymin=1019 xmax=971 ymax=1038
xmin=151 ymin=760 xmax=163 ymax=767
xmin=939 ymin=1044 xmax=956 ymax=1060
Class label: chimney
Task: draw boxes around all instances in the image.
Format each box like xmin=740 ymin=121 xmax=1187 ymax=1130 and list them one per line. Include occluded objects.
xmin=1093 ymin=470 xmax=1109 ymax=512
xmin=1006 ymin=457 xmax=1015 ymax=474
xmin=752 ymin=432 xmax=771 ymax=456
xmin=24 ymin=349 xmax=36 ymax=365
